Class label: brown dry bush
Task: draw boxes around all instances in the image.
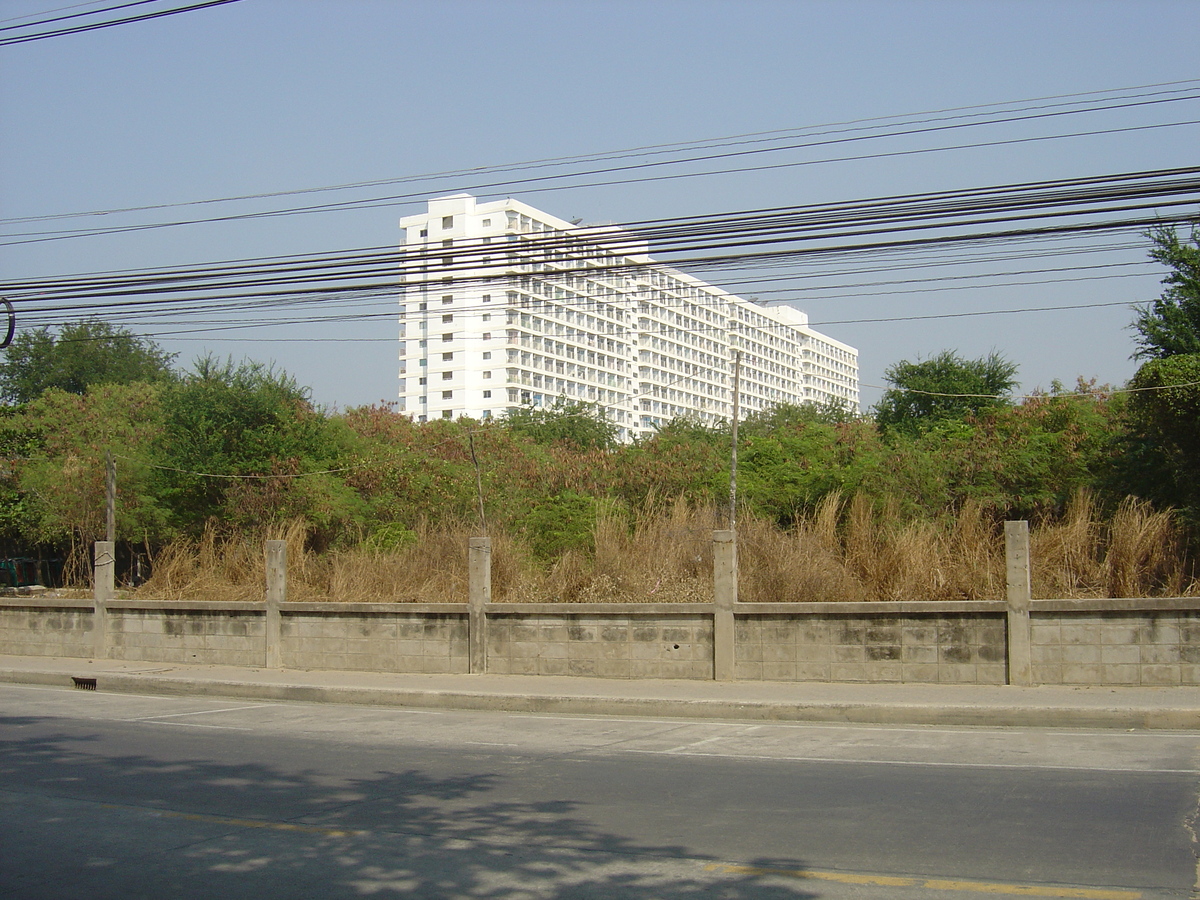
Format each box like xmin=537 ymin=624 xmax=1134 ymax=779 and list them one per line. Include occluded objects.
xmin=1031 ymin=491 xmax=1105 ymax=598
xmin=501 ymin=497 xmax=715 ymax=603
xmin=1105 ymin=497 xmax=1191 ymax=598
xmin=133 ymin=494 xmax=1197 ymax=604
xmin=1032 ymin=492 xmax=1198 ymax=599
xmin=137 ymin=523 xmax=271 ymax=603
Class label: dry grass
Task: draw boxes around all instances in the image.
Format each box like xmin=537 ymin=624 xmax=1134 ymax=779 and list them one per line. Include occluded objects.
xmin=132 ymin=493 xmax=1198 ymax=604
xmin=1032 ymin=492 xmax=1196 ymax=599
xmin=502 ymin=497 xmax=715 ymax=603
xmin=739 ymin=494 xmax=1005 ymax=603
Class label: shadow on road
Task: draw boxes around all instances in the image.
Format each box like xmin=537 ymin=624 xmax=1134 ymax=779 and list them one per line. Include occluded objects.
xmin=0 ymin=714 xmax=820 ymax=899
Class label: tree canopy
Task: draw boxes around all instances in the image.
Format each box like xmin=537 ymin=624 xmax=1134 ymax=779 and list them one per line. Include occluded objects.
xmin=154 ymin=356 xmax=348 ymax=533
xmin=1131 ymin=222 xmax=1200 ymax=360
xmin=501 ymin=397 xmax=618 ymax=451
xmin=872 ymin=350 xmax=1018 ymax=435
xmin=0 ymin=319 xmax=177 ymax=405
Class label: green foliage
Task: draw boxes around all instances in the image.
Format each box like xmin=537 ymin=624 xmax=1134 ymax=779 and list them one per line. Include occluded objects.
xmin=0 ymin=332 xmax=1183 ymax=571
xmin=518 ymin=491 xmax=597 ymax=561
xmin=155 ymin=357 xmax=351 ymax=534
xmin=0 ymin=319 xmax=176 ymax=405
xmin=1132 ymin=223 xmax=1200 ymax=359
xmin=873 ymin=350 xmax=1018 ymax=436
xmin=871 ymin=387 xmax=1121 ymax=522
xmin=502 ymin=396 xmax=618 ymax=451
xmin=4 ymin=382 xmax=169 ymax=553
xmin=1119 ymin=354 xmax=1200 ymax=518
xmin=741 ymin=399 xmax=860 ymax=435
xmin=364 ymin=522 xmax=419 ymax=553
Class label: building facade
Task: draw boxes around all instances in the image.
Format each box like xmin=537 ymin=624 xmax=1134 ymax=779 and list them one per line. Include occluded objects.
xmin=398 ymin=194 xmax=858 ymax=442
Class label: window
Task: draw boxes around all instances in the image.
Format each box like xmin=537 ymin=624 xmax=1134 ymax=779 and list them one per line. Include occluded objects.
xmin=442 ymin=333 xmax=453 ymax=342
xmin=441 ymin=295 xmax=452 ymax=304
xmin=442 ymin=390 xmax=453 ymax=399
xmin=482 ymin=313 xmax=491 ymax=322
xmin=483 ymin=390 xmax=492 ymax=399
xmin=482 ymin=294 xmax=491 ymax=302
xmin=418 ymin=302 xmax=427 ymax=311
xmin=482 ymin=332 xmax=491 ymax=341
xmin=442 ymin=215 xmax=453 ymax=229
xmin=442 ymin=352 xmax=453 ymax=361
xmin=419 ymin=229 xmax=427 ymax=238
xmin=482 ymin=351 xmax=491 ymax=360
xmin=442 ymin=314 xmax=453 ymax=323
xmin=482 ymin=218 xmax=491 ymax=227
xmin=483 ymin=371 xmax=492 ymax=379
xmin=442 ymin=410 xmax=452 ymax=419
xmin=442 ymin=371 xmax=452 ymax=380
xmin=442 ymin=239 xmax=452 ymax=247
xmin=418 ymin=377 xmax=427 ymax=385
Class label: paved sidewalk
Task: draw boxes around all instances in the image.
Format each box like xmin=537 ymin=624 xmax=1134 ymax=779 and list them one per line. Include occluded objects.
xmin=2 ymin=653 xmax=1199 ymax=729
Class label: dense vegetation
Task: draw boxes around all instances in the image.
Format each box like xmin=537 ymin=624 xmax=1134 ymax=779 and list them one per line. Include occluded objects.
xmin=1 ymin=224 xmax=1198 ymax=599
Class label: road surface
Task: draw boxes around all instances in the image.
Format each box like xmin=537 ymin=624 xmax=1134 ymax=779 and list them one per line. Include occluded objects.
xmin=1 ymin=682 xmax=1197 ymax=898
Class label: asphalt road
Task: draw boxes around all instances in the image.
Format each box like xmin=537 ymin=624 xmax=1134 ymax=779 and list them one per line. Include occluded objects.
xmin=1 ymin=682 xmax=1197 ymax=899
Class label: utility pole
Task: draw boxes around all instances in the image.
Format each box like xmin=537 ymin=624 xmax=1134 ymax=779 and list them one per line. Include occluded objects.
xmin=729 ymin=351 xmax=740 ymax=531
xmin=105 ymin=450 xmax=116 ymax=544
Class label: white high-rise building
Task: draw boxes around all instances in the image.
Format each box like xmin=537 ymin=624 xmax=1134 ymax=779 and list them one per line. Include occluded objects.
xmin=398 ymin=195 xmax=858 ymax=442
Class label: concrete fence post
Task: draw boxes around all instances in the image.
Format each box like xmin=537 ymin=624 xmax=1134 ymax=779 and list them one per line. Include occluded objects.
xmin=93 ymin=541 xmax=114 ymax=658
xmin=265 ymin=540 xmax=286 ymax=669
xmin=713 ymin=530 xmax=737 ymax=681
xmin=468 ymin=537 xmax=491 ymax=674
xmin=1004 ymin=521 xmax=1033 ymax=686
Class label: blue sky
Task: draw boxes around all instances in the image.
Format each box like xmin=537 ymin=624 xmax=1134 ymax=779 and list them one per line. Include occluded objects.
xmin=2 ymin=0 xmax=1198 ymax=411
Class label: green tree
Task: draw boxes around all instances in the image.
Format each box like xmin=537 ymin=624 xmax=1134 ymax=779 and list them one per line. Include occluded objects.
xmin=155 ymin=357 xmax=352 ymax=534
xmin=502 ymin=397 xmax=617 ymax=451
xmin=1131 ymin=222 xmax=1200 ymax=359
xmin=0 ymin=319 xmax=176 ymax=405
xmin=873 ymin=350 xmax=1018 ymax=436
xmin=4 ymin=382 xmax=169 ymax=573
xmin=1119 ymin=354 xmax=1200 ymax=519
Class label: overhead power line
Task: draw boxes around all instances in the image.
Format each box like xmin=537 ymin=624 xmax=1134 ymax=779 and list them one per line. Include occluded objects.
xmin=3 ymin=85 xmax=1198 ymax=245
xmin=0 ymin=0 xmax=242 ymax=46
xmin=0 ymin=0 xmax=163 ymax=32
xmin=5 ymin=78 xmax=1197 ymax=228
xmin=1 ymin=167 xmax=1195 ymax=343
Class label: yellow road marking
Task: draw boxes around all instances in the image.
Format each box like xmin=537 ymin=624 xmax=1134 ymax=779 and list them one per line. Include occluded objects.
xmin=704 ymin=863 xmax=1141 ymax=900
xmin=102 ymin=804 xmax=364 ymax=838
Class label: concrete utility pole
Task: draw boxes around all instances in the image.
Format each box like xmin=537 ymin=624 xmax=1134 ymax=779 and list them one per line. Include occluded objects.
xmin=105 ymin=451 xmax=116 ymax=544
xmin=729 ymin=351 xmax=740 ymax=531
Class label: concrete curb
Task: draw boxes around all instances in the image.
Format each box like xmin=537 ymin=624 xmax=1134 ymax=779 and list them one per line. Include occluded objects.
xmin=4 ymin=666 xmax=1199 ymax=730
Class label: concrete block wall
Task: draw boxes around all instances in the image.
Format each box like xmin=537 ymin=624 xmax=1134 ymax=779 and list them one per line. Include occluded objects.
xmin=487 ymin=611 xmax=713 ymax=679
xmin=280 ymin=609 xmax=469 ymax=674
xmin=2 ymin=525 xmax=1198 ymax=686
xmin=1031 ymin=609 xmax=1200 ymax=686
xmin=106 ymin=605 xmax=264 ymax=666
xmin=734 ymin=611 xmax=1007 ymax=684
xmin=0 ymin=603 xmax=93 ymax=658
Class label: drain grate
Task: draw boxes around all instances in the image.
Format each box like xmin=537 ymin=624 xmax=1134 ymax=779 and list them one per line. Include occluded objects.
xmin=71 ymin=676 xmax=97 ymax=690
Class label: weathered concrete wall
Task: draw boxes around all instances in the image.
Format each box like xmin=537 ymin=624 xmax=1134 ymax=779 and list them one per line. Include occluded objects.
xmin=280 ymin=606 xmax=469 ymax=674
xmin=487 ymin=609 xmax=713 ymax=679
xmin=106 ymin=603 xmax=264 ymax=666
xmin=0 ymin=602 xmax=93 ymax=658
xmin=1030 ymin=605 xmax=1200 ymax=686
xmin=3 ymin=595 xmax=1199 ymax=686
xmin=734 ymin=607 xmax=1007 ymax=684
